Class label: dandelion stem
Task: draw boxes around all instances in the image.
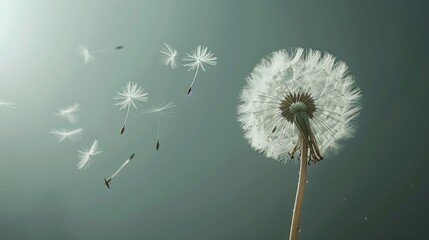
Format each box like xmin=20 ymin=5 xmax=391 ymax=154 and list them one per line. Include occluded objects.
xmin=156 ymin=113 xmax=161 ymax=150
xmin=92 ymin=48 xmax=114 ymax=54
xmin=111 ymin=159 xmax=130 ymax=179
xmin=124 ymin=105 xmax=131 ymax=126
xmin=187 ymin=66 xmax=200 ymax=94
xmin=157 ymin=113 xmax=160 ymax=140
xmin=120 ymin=105 xmax=131 ymax=134
xmin=289 ymin=137 xmax=308 ymax=240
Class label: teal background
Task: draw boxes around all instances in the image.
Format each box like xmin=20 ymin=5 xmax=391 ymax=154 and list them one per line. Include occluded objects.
xmin=0 ymin=0 xmax=428 ymax=239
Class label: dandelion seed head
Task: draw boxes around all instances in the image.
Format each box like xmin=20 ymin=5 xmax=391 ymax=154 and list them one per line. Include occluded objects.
xmin=78 ymin=45 xmax=94 ymax=63
xmin=237 ymin=48 xmax=362 ymax=163
xmin=77 ymin=139 xmax=102 ymax=170
xmin=0 ymin=101 xmax=16 ymax=111
xmin=55 ymin=103 xmax=80 ymax=123
xmin=114 ymin=82 xmax=148 ymax=110
xmin=160 ymin=43 xmax=178 ymax=69
xmin=183 ymin=45 xmax=217 ymax=71
xmin=141 ymin=102 xmax=175 ymax=115
xmin=49 ymin=128 xmax=83 ymax=142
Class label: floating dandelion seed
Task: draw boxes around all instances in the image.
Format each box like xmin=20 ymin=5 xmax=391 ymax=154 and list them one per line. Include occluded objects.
xmin=104 ymin=153 xmax=135 ymax=189
xmin=114 ymin=82 xmax=148 ymax=135
xmin=78 ymin=45 xmax=94 ymax=63
xmin=142 ymin=102 xmax=175 ymax=150
xmin=237 ymin=48 xmax=362 ymax=240
xmin=183 ymin=45 xmax=217 ymax=95
xmin=55 ymin=103 xmax=80 ymax=123
xmin=49 ymin=128 xmax=83 ymax=142
xmin=77 ymin=139 xmax=102 ymax=170
xmin=78 ymin=44 xmax=124 ymax=64
xmin=160 ymin=43 xmax=178 ymax=69
xmin=0 ymin=101 xmax=15 ymax=111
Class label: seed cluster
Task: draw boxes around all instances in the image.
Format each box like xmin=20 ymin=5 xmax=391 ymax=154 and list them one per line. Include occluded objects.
xmin=279 ymin=92 xmax=316 ymax=122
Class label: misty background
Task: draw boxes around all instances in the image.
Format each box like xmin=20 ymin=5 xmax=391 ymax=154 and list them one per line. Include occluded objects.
xmin=0 ymin=0 xmax=428 ymax=239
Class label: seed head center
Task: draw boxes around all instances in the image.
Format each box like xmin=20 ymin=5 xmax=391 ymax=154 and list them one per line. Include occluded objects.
xmin=289 ymin=102 xmax=306 ymax=113
xmin=279 ymin=92 xmax=316 ymax=123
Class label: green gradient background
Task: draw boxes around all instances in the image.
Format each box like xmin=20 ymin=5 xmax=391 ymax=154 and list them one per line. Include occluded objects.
xmin=0 ymin=0 xmax=428 ymax=239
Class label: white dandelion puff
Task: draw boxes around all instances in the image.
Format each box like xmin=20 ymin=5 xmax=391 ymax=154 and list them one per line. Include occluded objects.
xmin=183 ymin=45 xmax=217 ymax=95
xmin=55 ymin=103 xmax=80 ymax=123
xmin=78 ymin=44 xmax=124 ymax=64
xmin=142 ymin=102 xmax=175 ymax=150
xmin=49 ymin=128 xmax=83 ymax=142
xmin=0 ymin=101 xmax=16 ymax=111
xmin=114 ymin=82 xmax=148 ymax=135
xmin=78 ymin=45 xmax=95 ymax=63
xmin=141 ymin=101 xmax=175 ymax=115
xmin=77 ymin=139 xmax=103 ymax=170
xmin=237 ymin=48 xmax=362 ymax=240
xmin=160 ymin=43 xmax=178 ymax=69
xmin=103 ymin=153 xmax=135 ymax=189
